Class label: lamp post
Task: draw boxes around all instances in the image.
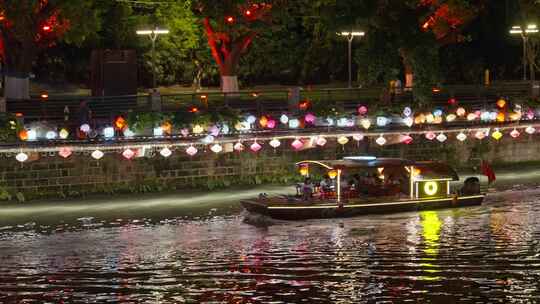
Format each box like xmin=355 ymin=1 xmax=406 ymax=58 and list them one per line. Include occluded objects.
xmin=338 ymin=31 xmax=365 ymax=88
xmin=510 ymin=24 xmax=538 ymax=81
xmin=136 ymin=28 xmax=170 ymax=89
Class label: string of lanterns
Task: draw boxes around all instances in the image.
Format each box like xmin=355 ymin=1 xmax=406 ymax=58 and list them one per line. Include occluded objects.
xmin=8 ymin=122 xmax=540 ymax=163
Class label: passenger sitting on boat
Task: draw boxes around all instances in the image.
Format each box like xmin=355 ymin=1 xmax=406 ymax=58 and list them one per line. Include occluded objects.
xmin=302 ymin=177 xmax=314 ymax=201
xmin=320 ymin=174 xmax=334 ymax=192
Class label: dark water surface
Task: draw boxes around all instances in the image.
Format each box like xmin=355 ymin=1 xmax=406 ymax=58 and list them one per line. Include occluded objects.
xmin=1 ymin=188 xmax=540 ymax=303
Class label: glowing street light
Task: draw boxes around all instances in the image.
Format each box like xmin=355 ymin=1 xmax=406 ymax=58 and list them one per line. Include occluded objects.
xmin=338 ymin=31 xmax=365 ymax=88
xmin=510 ymin=24 xmax=538 ymax=81
xmin=136 ymin=28 xmax=170 ymax=88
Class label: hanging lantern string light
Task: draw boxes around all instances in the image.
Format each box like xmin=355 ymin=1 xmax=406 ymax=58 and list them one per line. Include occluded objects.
xmin=3 ymin=123 xmax=539 ymax=155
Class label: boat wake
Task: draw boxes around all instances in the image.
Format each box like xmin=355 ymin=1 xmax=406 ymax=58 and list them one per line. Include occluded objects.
xmin=242 ymin=211 xmax=277 ymax=227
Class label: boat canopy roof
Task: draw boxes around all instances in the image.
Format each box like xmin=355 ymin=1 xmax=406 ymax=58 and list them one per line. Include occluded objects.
xmin=296 ymin=157 xmax=459 ymax=180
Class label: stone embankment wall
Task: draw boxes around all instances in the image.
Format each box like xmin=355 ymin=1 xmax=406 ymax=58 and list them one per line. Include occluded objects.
xmin=0 ymin=135 xmax=538 ymax=201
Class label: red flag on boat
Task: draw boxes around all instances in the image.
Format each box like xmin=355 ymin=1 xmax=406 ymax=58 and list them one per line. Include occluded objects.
xmin=481 ymin=160 xmax=496 ymax=184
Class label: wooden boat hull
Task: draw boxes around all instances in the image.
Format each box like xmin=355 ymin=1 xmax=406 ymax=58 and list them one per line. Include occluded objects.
xmin=241 ymin=195 xmax=485 ymax=220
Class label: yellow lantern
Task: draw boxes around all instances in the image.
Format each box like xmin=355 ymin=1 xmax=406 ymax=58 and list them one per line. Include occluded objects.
xmin=328 ymin=170 xmax=338 ymax=179
xmin=414 ymin=113 xmax=426 ymax=125
xmin=508 ymin=112 xmax=521 ymax=121
xmin=161 ymin=121 xmax=172 ymax=134
xmin=337 ymin=136 xmax=349 ymax=145
xmin=456 ymin=107 xmax=466 ymax=117
xmin=446 ymin=114 xmax=456 ymax=122
xmin=433 ymin=116 xmax=443 ymax=124
xmin=299 ymin=165 xmax=309 ymax=176
xmin=425 ymin=113 xmax=435 ymax=124
xmin=259 ymin=116 xmax=268 ymax=128
xmin=492 ymin=129 xmax=503 ymax=140
xmin=496 ymin=112 xmax=506 ymax=123
xmin=497 ymin=98 xmax=506 ymax=109
xmin=192 ymin=124 xmax=204 ymax=134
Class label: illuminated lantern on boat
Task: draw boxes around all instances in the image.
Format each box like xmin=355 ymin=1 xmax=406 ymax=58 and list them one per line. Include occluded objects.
xmin=123 ymin=128 xmax=135 ymax=138
xmin=46 ymin=131 xmax=57 ymax=140
xmin=114 ymin=116 xmax=127 ymax=130
xmin=508 ymin=112 xmax=522 ymax=121
xmin=400 ymin=134 xmax=413 ymax=144
xmin=425 ymin=131 xmax=436 ymax=141
xmin=161 ymin=121 xmax=172 ymax=135
xmin=475 ymin=130 xmax=486 ymax=140
xmin=210 ymin=144 xmax=223 ymax=153
xmin=510 ymin=129 xmax=520 ymax=138
xmin=446 ymin=114 xmax=457 ymax=122
xmin=18 ymin=130 xmax=28 ymax=141
xmin=267 ymin=119 xmax=277 ymax=129
xmin=15 ymin=152 xmax=28 ymax=163
xmin=160 ymin=147 xmax=172 ymax=158
xmin=153 ymin=127 xmax=164 ymax=137
xmin=316 ymin=136 xmax=327 ymax=146
xmin=328 ymin=170 xmax=338 ymax=179
xmin=250 ymin=142 xmax=262 ymax=152
xmin=291 ymin=139 xmax=304 ymax=150
xmin=259 ymin=116 xmax=268 ymax=128
xmin=234 ymin=142 xmax=245 ymax=152
xmin=491 ymin=129 xmax=503 ymax=140
xmin=192 ymin=124 xmax=204 ymax=134
xmin=425 ymin=113 xmax=435 ymax=124
xmin=496 ymin=98 xmax=506 ymax=109
xmin=403 ymin=107 xmax=412 ymax=117
xmin=299 ymin=165 xmax=309 ymax=176
xmin=376 ymin=135 xmax=386 ymax=146
xmin=58 ymin=147 xmax=72 ymax=158
xmin=496 ymin=112 xmax=505 ymax=123
xmin=376 ymin=116 xmax=389 ymax=127
xmin=337 ymin=136 xmax=349 ymax=145
xmin=91 ymin=150 xmax=104 ymax=160
xmin=280 ymin=114 xmax=289 ymax=124
xmin=289 ymin=119 xmax=300 ymax=129
xmin=456 ymin=132 xmax=467 ymax=142
xmin=456 ymin=107 xmax=466 ymax=117
xmin=80 ymin=124 xmax=91 ymax=133
xmin=186 ymin=146 xmax=198 ymax=156
xmin=269 ymin=138 xmax=281 ymax=148
xmin=59 ymin=128 xmax=69 ymax=139
xmin=304 ymin=113 xmax=316 ymax=124
xmin=360 ymin=118 xmax=371 ymax=130
xmin=526 ymin=126 xmax=536 ymax=134
xmin=353 ymin=134 xmax=364 ymax=141
xmin=357 ymin=105 xmax=368 ymax=115
xmin=122 ymin=149 xmax=136 ymax=160
xmin=403 ymin=117 xmax=414 ymax=127
xmin=103 ymin=127 xmax=115 ymax=139
xmin=436 ymin=133 xmax=447 ymax=142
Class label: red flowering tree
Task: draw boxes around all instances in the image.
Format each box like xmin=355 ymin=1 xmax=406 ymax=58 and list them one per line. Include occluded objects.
xmin=195 ymin=1 xmax=274 ymax=92
xmin=0 ymin=0 xmax=98 ymax=100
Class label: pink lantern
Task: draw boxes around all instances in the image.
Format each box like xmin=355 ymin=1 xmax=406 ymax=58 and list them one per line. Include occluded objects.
xmin=186 ymin=146 xmax=198 ymax=156
xmin=250 ymin=142 xmax=262 ymax=152
xmin=475 ymin=130 xmax=486 ymax=140
xmin=425 ymin=131 xmax=436 ymax=140
xmin=304 ymin=113 xmax=316 ymax=124
xmin=181 ymin=128 xmax=190 ymax=137
xmin=267 ymin=119 xmax=277 ymax=129
xmin=316 ymin=137 xmax=327 ymax=146
xmin=400 ymin=135 xmax=413 ymax=145
xmin=209 ymin=125 xmax=220 ymax=137
xmin=234 ymin=142 xmax=245 ymax=152
xmin=510 ymin=129 xmax=520 ymax=138
xmin=352 ymin=134 xmax=364 ymax=141
xmin=527 ymin=109 xmax=535 ymax=120
xmin=357 ymin=105 xmax=368 ymax=115
xmin=58 ymin=147 xmax=72 ymax=158
xmin=122 ymin=149 xmax=136 ymax=160
xmin=291 ymin=139 xmax=304 ymax=150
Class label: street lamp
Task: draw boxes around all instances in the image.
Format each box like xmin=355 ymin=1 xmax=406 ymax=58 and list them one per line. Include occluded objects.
xmin=510 ymin=24 xmax=538 ymax=81
xmin=136 ymin=28 xmax=170 ymax=89
xmin=338 ymin=31 xmax=365 ymax=88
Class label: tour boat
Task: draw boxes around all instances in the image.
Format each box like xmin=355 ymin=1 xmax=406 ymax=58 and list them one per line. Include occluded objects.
xmin=241 ymin=156 xmax=485 ymax=220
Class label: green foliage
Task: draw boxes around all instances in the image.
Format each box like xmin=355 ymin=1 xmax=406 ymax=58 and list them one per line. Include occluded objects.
xmin=0 ymin=114 xmax=21 ymax=141
xmin=126 ymin=112 xmax=173 ymax=132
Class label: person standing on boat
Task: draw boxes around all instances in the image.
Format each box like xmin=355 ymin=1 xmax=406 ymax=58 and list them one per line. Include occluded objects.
xmin=302 ymin=177 xmax=314 ymax=201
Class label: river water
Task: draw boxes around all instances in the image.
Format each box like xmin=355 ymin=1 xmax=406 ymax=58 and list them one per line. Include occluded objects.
xmin=1 ymin=187 xmax=540 ymax=303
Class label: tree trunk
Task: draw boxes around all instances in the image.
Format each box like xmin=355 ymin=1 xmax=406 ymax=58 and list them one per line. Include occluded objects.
xmin=1 ymin=31 xmax=36 ymax=100
xmin=221 ymin=75 xmax=239 ymax=93
xmin=399 ymin=48 xmax=414 ymax=90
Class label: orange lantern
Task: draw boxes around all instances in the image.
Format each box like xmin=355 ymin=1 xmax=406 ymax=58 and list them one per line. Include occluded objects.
xmin=161 ymin=121 xmax=172 ymax=134
xmin=114 ymin=116 xmax=127 ymax=130
xmin=259 ymin=116 xmax=268 ymax=128
xmin=496 ymin=98 xmax=506 ymax=109
xmin=18 ymin=130 xmax=28 ymax=141
xmin=299 ymin=100 xmax=310 ymax=110
xmin=496 ymin=112 xmax=506 ymax=122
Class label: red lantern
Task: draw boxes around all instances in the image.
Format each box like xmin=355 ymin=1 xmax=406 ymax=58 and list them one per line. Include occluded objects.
xmin=18 ymin=130 xmax=28 ymax=141
xmin=114 ymin=116 xmax=127 ymax=130
xmin=299 ymin=100 xmax=310 ymax=110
